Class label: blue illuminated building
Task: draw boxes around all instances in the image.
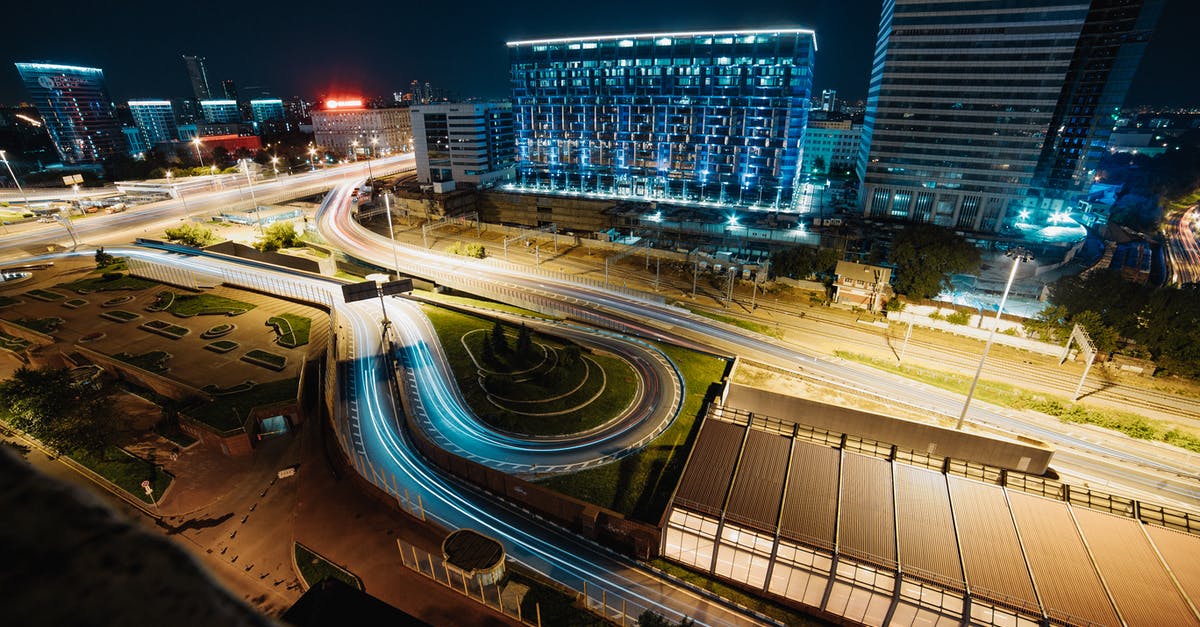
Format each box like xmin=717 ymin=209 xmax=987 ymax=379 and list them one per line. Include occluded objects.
xmin=14 ymin=62 xmax=126 ymax=164
xmin=508 ymin=29 xmax=815 ymax=210
xmin=859 ymin=0 xmax=1162 ymax=235
xmin=200 ymin=99 xmax=240 ymax=124
xmin=128 ymin=100 xmax=179 ymax=148
xmin=250 ymin=99 xmax=285 ymax=124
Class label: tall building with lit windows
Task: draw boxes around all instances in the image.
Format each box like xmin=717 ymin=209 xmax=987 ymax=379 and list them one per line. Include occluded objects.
xmin=509 ymin=29 xmax=815 ymax=209
xmin=14 ymin=62 xmax=126 ymax=164
xmin=858 ymin=0 xmax=1162 ymax=234
xmin=200 ymin=100 xmax=240 ymax=124
xmin=128 ymin=100 xmax=179 ymax=148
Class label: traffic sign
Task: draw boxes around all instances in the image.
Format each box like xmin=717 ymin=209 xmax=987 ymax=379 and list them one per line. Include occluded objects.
xmin=341 ymin=280 xmax=378 ymax=303
xmin=141 ymin=480 xmax=153 ymax=495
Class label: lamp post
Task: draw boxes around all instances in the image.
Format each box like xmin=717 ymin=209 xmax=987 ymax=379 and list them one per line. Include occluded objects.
xmin=367 ymin=137 xmax=378 ymax=180
xmin=192 ymin=137 xmax=205 ymax=168
xmin=271 ymin=156 xmax=280 ymax=179
xmin=241 ymin=159 xmax=263 ymax=234
xmin=384 ymin=192 xmax=400 ymax=275
xmin=957 ymin=247 xmax=1034 ymax=429
xmin=351 ymin=140 xmax=359 ymax=163
xmin=0 ymin=149 xmax=31 ymax=216
xmin=167 ymin=170 xmax=191 ymax=220
xmin=308 ymin=147 xmax=317 ymax=172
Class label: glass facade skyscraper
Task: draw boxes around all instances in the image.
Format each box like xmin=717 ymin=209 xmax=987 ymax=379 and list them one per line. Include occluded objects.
xmin=509 ymin=29 xmax=815 ymax=209
xmin=128 ymin=100 xmax=179 ymax=149
xmin=858 ymin=0 xmax=1161 ymax=234
xmin=14 ymin=62 xmax=126 ymax=165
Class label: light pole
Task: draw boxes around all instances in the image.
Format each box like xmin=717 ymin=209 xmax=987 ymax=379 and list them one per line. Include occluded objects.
xmin=0 ymin=149 xmax=31 ymax=213
xmin=367 ymin=137 xmax=378 ymax=180
xmin=384 ymin=192 xmax=400 ymax=275
xmin=351 ymin=140 xmax=359 ymax=163
xmin=167 ymin=170 xmax=191 ymax=220
xmin=192 ymin=137 xmax=205 ymax=168
xmin=271 ymin=156 xmax=280 ymax=179
xmin=957 ymin=247 xmax=1034 ymax=429
xmin=308 ymin=147 xmax=317 ymax=172
xmin=241 ymin=159 xmax=263 ymax=234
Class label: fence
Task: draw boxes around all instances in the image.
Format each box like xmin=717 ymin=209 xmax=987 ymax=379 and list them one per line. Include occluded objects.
xmin=397 ymin=539 xmax=646 ymax=626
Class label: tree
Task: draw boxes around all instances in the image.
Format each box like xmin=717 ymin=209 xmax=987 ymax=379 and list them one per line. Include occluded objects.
xmin=0 ymin=366 xmax=122 ymax=454
xmin=889 ymin=224 xmax=981 ymax=300
xmin=637 ymin=610 xmax=695 ymax=627
xmin=1071 ymin=310 xmax=1120 ymax=354
xmin=480 ymin=335 xmax=496 ymax=366
xmin=490 ymin=320 xmax=508 ymax=355
xmin=1023 ymin=305 xmax=1070 ymax=342
xmin=164 ymin=223 xmax=217 ymax=247
xmin=254 ymin=221 xmax=302 ymax=252
xmin=770 ymin=245 xmax=839 ymax=280
xmin=515 ymin=324 xmax=533 ymax=358
xmin=94 ymin=247 xmax=115 ymax=269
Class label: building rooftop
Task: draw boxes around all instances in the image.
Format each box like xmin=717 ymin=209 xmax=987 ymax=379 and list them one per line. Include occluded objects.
xmin=508 ymin=28 xmax=816 ymax=49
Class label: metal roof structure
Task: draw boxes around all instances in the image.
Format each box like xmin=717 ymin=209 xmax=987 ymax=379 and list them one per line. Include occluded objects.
xmin=662 ymin=405 xmax=1200 ymax=626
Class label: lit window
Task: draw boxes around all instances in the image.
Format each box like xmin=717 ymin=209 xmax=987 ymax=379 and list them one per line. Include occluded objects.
xmin=618 ymin=40 xmax=634 ymax=48
xmin=657 ymin=38 xmax=672 ymax=46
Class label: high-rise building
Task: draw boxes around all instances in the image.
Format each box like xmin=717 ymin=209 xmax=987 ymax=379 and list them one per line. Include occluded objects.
xmin=820 ymin=88 xmax=838 ymax=113
xmin=182 ymin=55 xmax=212 ymax=101
xmin=14 ymin=62 xmax=126 ymax=164
xmin=250 ymin=99 xmax=285 ymax=124
xmin=509 ymin=29 xmax=816 ymax=209
xmin=801 ymin=118 xmax=862 ymax=175
xmin=200 ymin=100 xmax=240 ymax=124
xmin=122 ymin=126 xmax=147 ymax=157
xmin=412 ymin=102 xmax=515 ymax=188
xmin=311 ymin=100 xmax=411 ymax=159
xmin=858 ymin=0 xmax=1162 ymax=234
xmin=222 ymin=79 xmax=238 ymax=101
xmin=128 ymin=100 xmax=179 ymax=149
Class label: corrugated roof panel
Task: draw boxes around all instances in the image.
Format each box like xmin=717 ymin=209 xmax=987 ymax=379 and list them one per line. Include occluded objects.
xmin=674 ymin=419 xmax=745 ymax=512
xmin=1145 ymin=524 xmax=1200 ymax=612
xmin=726 ymin=429 xmax=791 ymax=532
xmin=946 ymin=477 xmax=1037 ymax=609
xmin=838 ymin=452 xmax=896 ymax=565
xmin=1008 ymin=491 xmax=1120 ymax=627
xmin=779 ymin=440 xmax=840 ymax=548
xmin=895 ymin=464 xmax=962 ymax=586
xmin=1073 ymin=508 xmax=1200 ymax=627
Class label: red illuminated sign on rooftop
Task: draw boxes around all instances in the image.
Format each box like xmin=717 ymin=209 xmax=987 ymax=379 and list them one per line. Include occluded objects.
xmin=325 ymin=99 xmax=364 ymax=110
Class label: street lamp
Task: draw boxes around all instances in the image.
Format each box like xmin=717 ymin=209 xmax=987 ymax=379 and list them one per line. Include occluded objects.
xmin=351 ymin=140 xmax=359 ymax=163
xmin=240 ymin=159 xmax=263 ymax=234
xmin=271 ymin=156 xmax=280 ymax=179
xmin=0 ymin=149 xmax=31 ymax=215
xmin=957 ymin=247 xmax=1034 ymax=429
xmin=308 ymin=147 xmax=317 ymax=172
xmin=192 ymin=137 xmax=205 ymax=168
xmin=166 ymin=170 xmax=190 ymax=220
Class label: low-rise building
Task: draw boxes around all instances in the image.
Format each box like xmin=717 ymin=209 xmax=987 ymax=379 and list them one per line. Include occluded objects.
xmin=832 ymin=260 xmax=892 ymax=311
xmin=311 ymin=100 xmax=410 ymax=160
xmin=801 ymin=119 xmax=862 ymax=175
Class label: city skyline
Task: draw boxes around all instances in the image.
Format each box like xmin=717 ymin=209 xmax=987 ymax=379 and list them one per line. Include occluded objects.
xmin=0 ymin=0 xmax=1197 ymax=107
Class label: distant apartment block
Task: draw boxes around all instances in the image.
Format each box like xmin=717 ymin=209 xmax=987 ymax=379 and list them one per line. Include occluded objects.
xmin=128 ymin=100 xmax=179 ymax=148
xmin=801 ymin=119 xmax=862 ymax=175
xmin=200 ymin=100 xmax=240 ymax=124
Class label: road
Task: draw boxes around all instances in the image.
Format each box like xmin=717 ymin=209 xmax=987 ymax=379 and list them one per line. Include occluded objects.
xmin=1164 ymin=204 xmax=1200 ymax=285
xmin=317 ymin=177 xmax=1200 ymax=512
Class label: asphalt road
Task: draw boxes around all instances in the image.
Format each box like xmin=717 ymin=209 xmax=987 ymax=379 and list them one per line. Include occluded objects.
xmin=1164 ymin=204 xmax=1200 ymax=286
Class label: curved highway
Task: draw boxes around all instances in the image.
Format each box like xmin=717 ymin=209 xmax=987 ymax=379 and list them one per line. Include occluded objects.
xmin=319 ymin=178 xmax=1200 ymax=510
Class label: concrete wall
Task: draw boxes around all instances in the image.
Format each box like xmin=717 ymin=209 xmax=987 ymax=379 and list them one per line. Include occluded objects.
xmin=205 ymin=241 xmax=321 ymax=274
xmin=74 ymin=345 xmax=212 ymax=403
xmin=476 ymin=191 xmax=616 ymax=233
xmin=722 ymin=382 xmax=1052 ymax=474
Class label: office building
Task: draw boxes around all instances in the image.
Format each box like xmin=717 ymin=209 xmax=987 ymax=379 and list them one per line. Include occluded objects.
xmin=221 ymin=79 xmax=238 ymax=101
xmin=859 ymin=0 xmax=1162 ymax=234
xmin=412 ymin=102 xmax=515 ymax=189
xmin=200 ymin=100 xmax=240 ymax=124
xmin=509 ymin=29 xmax=816 ymax=209
xmin=311 ymin=100 xmax=411 ymax=159
xmin=801 ymin=118 xmax=862 ymax=175
xmin=182 ymin=55 xmax=212 ymax=101
xmin=14 ymin=62 xmax=126 ymax=164
xmin=128 ymin=100 xmax=179 ymax=149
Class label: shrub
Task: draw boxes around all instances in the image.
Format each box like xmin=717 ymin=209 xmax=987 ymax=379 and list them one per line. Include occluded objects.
xmin=945 ymin=310 xmax=971 ymax=325
xmin=101 ymin=272 xmax=123 ymax=281
xmin=164 ymin=223 xmax=217 ymax=247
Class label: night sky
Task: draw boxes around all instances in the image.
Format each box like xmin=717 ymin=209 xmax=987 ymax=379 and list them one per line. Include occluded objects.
xmin=0 ymin=0 xmax=1195 ymax=106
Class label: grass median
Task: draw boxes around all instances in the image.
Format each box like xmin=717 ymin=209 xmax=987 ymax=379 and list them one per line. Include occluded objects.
xmin=538 ymin=343 xmax=728 ymax=523
xmin=837 ymin=351 xmax=1200 ymax=454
